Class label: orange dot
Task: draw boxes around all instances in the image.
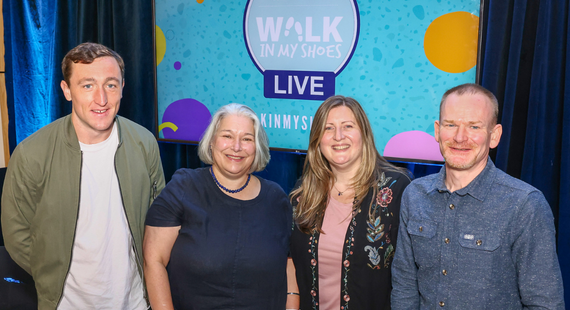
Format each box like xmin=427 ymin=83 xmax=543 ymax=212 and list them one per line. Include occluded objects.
xmin=196 ymin=0 xmax=204 ymax=3
xmin=424 ymin=11 xmax=479 ymax=73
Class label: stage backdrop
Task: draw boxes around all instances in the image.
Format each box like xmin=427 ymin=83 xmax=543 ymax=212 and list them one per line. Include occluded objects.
xmin=155 ymin=0 xmax=481 ymax=162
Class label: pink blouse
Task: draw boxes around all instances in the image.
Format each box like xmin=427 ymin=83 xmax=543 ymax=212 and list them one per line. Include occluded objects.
xmin=317 ymin=196 xmax=353 ymax=309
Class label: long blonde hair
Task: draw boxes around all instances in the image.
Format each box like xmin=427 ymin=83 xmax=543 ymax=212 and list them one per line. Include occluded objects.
xmin=291 ymin=95 xmax=406 ymax=234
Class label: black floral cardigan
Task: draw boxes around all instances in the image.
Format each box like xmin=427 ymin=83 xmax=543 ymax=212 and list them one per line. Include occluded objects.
xmin=291 ymin=170 xmax=411 ymax=310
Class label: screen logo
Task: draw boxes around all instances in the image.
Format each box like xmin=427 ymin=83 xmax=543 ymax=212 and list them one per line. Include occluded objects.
xmin=244 ymin=0 xmax=360 ymax=100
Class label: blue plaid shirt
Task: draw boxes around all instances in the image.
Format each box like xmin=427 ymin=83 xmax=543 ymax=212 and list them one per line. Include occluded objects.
xmin=392 ymin=159 xmax=564 ymax=310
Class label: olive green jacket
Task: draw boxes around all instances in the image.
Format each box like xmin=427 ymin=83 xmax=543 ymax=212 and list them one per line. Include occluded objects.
xmin=1 ymin=115 xmax=165 ymax=309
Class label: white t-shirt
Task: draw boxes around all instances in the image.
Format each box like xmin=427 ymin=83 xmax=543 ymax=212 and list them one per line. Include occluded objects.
xmin=59 ymin=124 xmax=146 ymax=310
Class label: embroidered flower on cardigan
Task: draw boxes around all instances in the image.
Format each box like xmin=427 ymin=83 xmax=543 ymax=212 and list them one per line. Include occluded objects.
xmin=376 ymin=188 xmax=393 ymax=207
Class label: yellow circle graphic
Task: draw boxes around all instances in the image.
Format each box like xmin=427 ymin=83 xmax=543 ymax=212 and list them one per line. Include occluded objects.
xmin=424 ymin=11 xmax=479 ymax=73
xmin=156 ymin=25 xmax=166 ymax=66
xmin=197 ymin=0 xmax=204 ymax=3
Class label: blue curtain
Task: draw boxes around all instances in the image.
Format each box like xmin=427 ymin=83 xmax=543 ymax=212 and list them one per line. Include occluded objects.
xmin=4 ymin=1 xmax=60 ymax=145
xmin=4 ymin=0 xmax=156 ymax=148
xmin=480 ymin=0 xmax=570 ymax=302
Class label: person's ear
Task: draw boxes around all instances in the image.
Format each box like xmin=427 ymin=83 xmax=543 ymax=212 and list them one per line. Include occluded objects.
xmin=60 ymin=80 xmax=72 ymax=101
xmin=434 ymin=120 xmax=441 ymax=143
xmin=489 ymin=124 xmax=502 ymax=149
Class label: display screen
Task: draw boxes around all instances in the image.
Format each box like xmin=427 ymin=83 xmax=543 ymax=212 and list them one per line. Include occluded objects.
xmin=155 ymin=0 xmax=481 ymax=162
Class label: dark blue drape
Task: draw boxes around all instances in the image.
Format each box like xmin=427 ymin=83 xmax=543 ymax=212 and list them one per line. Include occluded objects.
xmin=4 ymin=0 xmax=156 ymax=148
xmin=5 ymin=1 xmax=60 ymax=145
xmin=480 ymin=0 xmax=570 ymax=302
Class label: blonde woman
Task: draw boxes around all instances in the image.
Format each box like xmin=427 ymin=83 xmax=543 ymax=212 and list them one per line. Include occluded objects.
xmin=288 ymin=96 xmax=411 ymax=309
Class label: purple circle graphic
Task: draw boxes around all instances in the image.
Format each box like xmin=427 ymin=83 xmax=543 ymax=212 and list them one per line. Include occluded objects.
xmin=174 ymin=61 xmax=182 ymax=70
xmin=161 ymin=98 xmax=211 ymax=141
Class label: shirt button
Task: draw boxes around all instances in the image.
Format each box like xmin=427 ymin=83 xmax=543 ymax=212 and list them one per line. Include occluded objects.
xmin=442 ymin=269 xmax=447 ymax=276
xmin=444 ymin=238 xmax=450 ymax=244
xmin=439 ymin=301 xmax=445 ymax=307
xmin=419 ymin=226 xmax=423 ymax=232
xmin=449 ymin=204 xmax=455 ymax=210
xmin=476 ymin=240 xmax=482 ymax=246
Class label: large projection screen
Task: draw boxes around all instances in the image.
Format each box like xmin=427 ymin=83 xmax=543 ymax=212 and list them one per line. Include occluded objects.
xmin=155 ymin=0 xmax=482 ymax=163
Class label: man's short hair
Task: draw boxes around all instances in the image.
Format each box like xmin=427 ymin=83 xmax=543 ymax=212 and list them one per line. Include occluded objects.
xmin=61 ymin=42 xmax=125 ymax=84
xmin=439 ymin=83 xmax=499 ymax=125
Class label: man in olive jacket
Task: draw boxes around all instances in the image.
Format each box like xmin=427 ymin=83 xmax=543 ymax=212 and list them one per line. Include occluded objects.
xmin=1 ymin=43 xmax=165 ymax=309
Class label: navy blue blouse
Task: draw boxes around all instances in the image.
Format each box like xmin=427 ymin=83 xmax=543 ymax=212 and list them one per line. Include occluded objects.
xmin=146 ymin=167 xmax=292 ymax=310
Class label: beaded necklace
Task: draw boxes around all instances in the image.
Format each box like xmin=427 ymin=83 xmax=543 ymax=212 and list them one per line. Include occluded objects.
xmin=210 ymin=166 xmax=251 ymax=194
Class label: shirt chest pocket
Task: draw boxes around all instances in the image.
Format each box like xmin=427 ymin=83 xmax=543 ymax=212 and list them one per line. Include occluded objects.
xmin=407 ymin=219 xmax=439 ymax=268
xmin=457 ymin=230 xmax=501 ymax=269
